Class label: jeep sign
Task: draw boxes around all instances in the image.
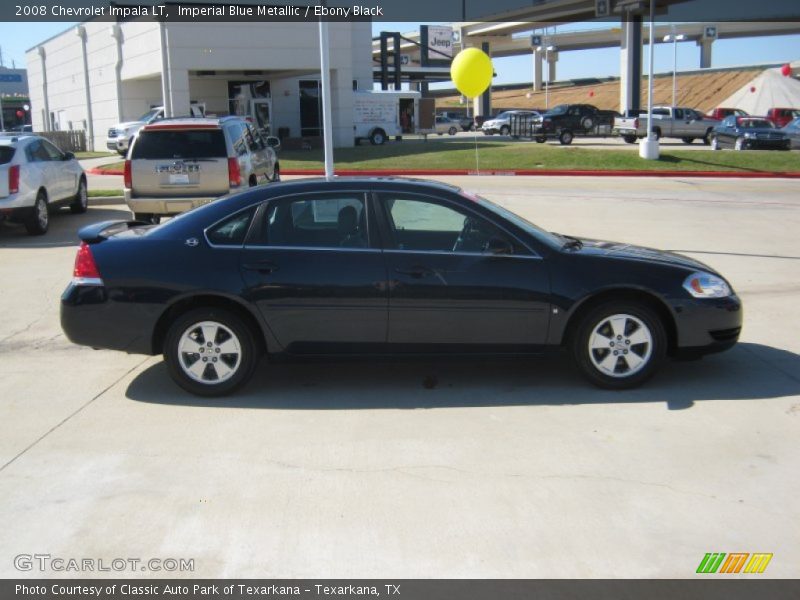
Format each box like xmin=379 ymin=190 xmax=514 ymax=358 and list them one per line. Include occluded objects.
xmin=427 ymin=25 xmax=454 ymax=59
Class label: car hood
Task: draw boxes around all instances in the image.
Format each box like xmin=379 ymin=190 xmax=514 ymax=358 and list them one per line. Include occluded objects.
xmin=737 ymin=127 xmax=785 ymax=135
xmin=572 ymin=237 xmax=714 ymax=272
xmin=113 ymin=121 xmax=144 ymax=131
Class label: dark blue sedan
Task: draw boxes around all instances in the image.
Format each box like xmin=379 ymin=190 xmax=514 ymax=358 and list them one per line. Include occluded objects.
xmin=61 ymin=178 xmax=742 ymax=396
xmin=711 ymin=116 xmax=791 ymax=151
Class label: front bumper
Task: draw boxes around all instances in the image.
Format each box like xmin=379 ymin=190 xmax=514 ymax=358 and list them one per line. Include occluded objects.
xmin=124 ymin=190 xmax=220 ymax=216
xmin=106 ymin=137 xmax=129 ymax=152
xmin=741 ymin=138 xmax=791 ymax=150
xmin=672 ymin=294 xmax=743 ymax=357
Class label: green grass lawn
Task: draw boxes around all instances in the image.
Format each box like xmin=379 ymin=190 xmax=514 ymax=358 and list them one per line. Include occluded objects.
xmin=93 ymin=140 xmax=800 ymax=174
xmin=76 ymin=151 xmax=116 ymax=159
xmin=88 ymin=189 xmax=123 ymax=197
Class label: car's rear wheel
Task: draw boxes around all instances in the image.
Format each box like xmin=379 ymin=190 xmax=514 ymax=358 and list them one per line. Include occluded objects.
xmin=559 ymin=130 xmax=574 ymax=145
xmin=448 ymin=127 xmax=458 ymax=136
xmin=164 ymin=308 xmax=259 ymax=397
xmin=25 ymin=191 xmax=49 ymax=236
xmin=70 ymin=178 xmax=88 ymax=214
xmin=535 ymin=137 xmax=547 ymax=143
xmin=500 ymin=125 xmax=510 ymax=136
xmin=571 ymin=302 xmax=666 ymax=389
xmin=133 ymin=213 xmax=161 ymax=225
xmin=681 ymin=137 xmax=694 ymax=144
xmin=622 ymin=135 xmax=637 ymax=144
xmin=369 ymin=128 xmax=386 ymax=145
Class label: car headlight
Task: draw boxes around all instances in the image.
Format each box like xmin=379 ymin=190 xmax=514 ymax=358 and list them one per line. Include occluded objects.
xmin=683 ymin=272 xmax=732 ymax=298
xmin=744 ymin=132 xmax=757 ymax=138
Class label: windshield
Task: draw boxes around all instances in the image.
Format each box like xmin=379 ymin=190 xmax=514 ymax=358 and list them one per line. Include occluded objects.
xmin=138 ymin=108 xmax=163 ymax=122
xmin=493 ymin=111 xmax=513 ymax=120
xmin=464 ymin=191 xmax=562 ymax=249
xmin=740 ymin=119 xmax=773 ymax=129
xmin=546 ymin=105 xmax=568 ymax=115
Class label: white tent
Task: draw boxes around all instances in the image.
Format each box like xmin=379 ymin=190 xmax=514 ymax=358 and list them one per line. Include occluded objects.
xmin=717 ymin=67 xmax=800 ymax=115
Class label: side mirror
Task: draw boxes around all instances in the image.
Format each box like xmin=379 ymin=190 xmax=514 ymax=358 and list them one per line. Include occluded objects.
xmin=63 ymin=151 xmax=75 ymax=161
xmin=265 ymin=136 xmax=281 ymax=150
xmin=485 ymin=237 xmax=513 ymax=255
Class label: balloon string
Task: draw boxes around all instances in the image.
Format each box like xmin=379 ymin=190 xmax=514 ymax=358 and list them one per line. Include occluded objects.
xmin=473 ymin=127 xmax=480 ymax=175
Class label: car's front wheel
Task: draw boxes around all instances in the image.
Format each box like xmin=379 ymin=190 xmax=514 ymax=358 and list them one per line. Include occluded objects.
xmin=711 ymin=135 xmax=721 ymax=151
xmin=164 ymin=308 xmax=259 ymax=397
xmin=70 ymin=178 xmax=88 ymax=214
xmin=571 ymin=302 xmax=666 ymax=389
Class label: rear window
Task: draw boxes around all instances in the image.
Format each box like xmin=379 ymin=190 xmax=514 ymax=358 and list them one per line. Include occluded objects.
xmin=131 ymin=129 xmax=226 ymax=160
xmin=0 ymin=146 xmax=14 ymax=165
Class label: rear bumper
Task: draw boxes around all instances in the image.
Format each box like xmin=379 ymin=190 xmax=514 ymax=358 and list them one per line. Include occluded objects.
xmin=61 ymin=281 xmax=156 ymax=355
xmin=124 ymin=190 xmax=220 ymax=215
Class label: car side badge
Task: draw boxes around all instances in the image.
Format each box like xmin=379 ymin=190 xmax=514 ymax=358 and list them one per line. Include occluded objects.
xmin=185 ymin=238 xmax=199 ymax=247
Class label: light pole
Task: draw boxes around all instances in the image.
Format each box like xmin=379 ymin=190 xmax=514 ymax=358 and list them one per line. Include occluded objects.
xmin=537 ymin=44 xmax=556 ymax=109
xmin=663 ymin=31 xmax=686 ymax=107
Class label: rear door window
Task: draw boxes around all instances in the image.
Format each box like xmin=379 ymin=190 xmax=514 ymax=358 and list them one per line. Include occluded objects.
xmin=132 ymin=129 xmax=227 ymax=159
xmin=263 ymin=195 xmax=368 ymax=249
xmin=0 ymin=146 xmax=14 ymax=164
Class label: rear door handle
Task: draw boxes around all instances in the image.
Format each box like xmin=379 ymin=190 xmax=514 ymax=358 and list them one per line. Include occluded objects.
xmin=395 ymin=266 xmax=433 ymax=279
xmin=243 ymin=261 xmax=279 ymax=274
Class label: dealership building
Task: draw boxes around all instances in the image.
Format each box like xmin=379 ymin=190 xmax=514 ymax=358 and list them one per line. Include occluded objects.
xmin=25 ymin=20 xmax=373 ymax=149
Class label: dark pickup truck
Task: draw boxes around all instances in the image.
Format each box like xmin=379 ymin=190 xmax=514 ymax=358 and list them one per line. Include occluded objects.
xmin=517 ymin=104 xmax=618 ymax=145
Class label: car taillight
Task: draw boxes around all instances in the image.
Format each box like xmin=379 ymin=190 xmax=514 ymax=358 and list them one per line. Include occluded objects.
xmin=634 ymin=118 xmax=639 ymax=129
xmin=228 ymin=157 xmax=241 ymax=188
xmin=123 ymin=160 xmax=132 ymax=189
xmin=8 ymin=165 xmax=20 ymax=194
xmin=73 ymin=241 xmax=103 ymax=284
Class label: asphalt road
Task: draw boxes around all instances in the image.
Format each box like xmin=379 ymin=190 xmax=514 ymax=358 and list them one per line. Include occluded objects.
xmin=0 ymin=176 xmax=798 ymax=578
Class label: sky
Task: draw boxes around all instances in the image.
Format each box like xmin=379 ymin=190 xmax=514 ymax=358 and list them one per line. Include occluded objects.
xmin=1 ymin=20 xmax=798 ymax=86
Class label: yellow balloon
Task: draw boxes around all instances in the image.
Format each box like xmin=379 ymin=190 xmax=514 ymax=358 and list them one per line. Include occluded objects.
xmin=450 ymin=48 xmax=493 ymax=99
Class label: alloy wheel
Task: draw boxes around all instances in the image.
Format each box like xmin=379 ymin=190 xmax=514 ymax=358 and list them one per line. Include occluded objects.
xmin=178 ymin=321 xmax=242 ymax=384
xmin=587 ymin=313 xmax=653 ymax=378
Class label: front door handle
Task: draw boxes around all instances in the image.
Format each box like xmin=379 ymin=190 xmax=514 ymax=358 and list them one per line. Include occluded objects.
xmin=243 ymin=261 xmax=279 ymax=274
xmin=395 ymin=266 xmax=433 ymax=279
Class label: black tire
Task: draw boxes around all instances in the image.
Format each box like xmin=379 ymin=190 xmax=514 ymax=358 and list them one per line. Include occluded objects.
xmin=581 ymin=116 xmax=594 ymax=130
xmin=535 ymin=137 xmax=547 ymax=144
xmin=653 ymin=128 xmax=662 ymax=141
xmin=702 ymin=130 xmax=713 ymax=146
xmin=734 ymin=137 xmax=745 ymax=151
xmin=271 ymin=163 xmax=280 ymax=182
xmin=681 ymin=137 xmax=694 ymax=144
xmin=70 ymin=178 xmax=88 ymax=214
xmin=163 ymin=307 xmax=259 ymax=397
xmin=559 ymin=130 xmax=574 ymax=145
xmin=448 ymin=127 xmax=458 ymax=136
xmin=571 ymin=301 xmax=666 ymax=390
xmin=25 ymin=190 xmax=49 ymax=236
xmin=623 ymin=135 xmax=637 ymax=144
xmin=710 ymin=135 xmax=721 ymax=151
xmin=369 ymin=129 xmax=386 ymax=145
xmin=500 ymin=125 xmax=510 ymax=136
xmin=133 ymin=212 xmax=161 ymax=225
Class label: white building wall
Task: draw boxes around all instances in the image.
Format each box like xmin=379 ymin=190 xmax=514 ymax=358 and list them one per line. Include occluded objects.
xmin=26 ymin=20 xmax=373 ymax=149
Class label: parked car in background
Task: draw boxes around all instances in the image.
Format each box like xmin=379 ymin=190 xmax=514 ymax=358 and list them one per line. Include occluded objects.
xmin=62 ymin=177 xmax=742 ymax=396
xmin=106 ymin=103 xmax=206 ymax=156
xmin=613 ymin=106 xmax=717 ymax=144
xmin=0 ymin=134 xmax=87 ymax=235
xmin=531 ymin=104 xmax=617 ymax=145
xmin=437 ymin=111 xmax=474 ymax=131
xmin=781 ymin=117 xmax=800 ymax=149
xmin=706 ymin=107 xmax=749 ymax=121
xmin=766 ymin=107 xmax=800 ymax=128
xmin=124 ymin=116 xmax=280 ymax=223
xmin=482 ymin=110 xmax=540 ymax=135
xmin=711 ymin=116 xmax=791 ymax=151
xmin=434 ymin=115 xmax=460 ymax=136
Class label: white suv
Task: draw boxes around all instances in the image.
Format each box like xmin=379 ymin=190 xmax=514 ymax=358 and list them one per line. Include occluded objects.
xmin=0 ymin=134 xmax=87 ymax=235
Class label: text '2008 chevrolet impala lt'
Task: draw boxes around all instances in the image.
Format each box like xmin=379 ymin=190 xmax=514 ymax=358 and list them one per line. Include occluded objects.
xmin=60 ymin=178 xmax=741 ymax=396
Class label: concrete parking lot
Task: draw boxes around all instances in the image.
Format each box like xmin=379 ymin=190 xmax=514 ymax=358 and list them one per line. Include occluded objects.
xmin=0 ymin=176 xmax=798 ymax=578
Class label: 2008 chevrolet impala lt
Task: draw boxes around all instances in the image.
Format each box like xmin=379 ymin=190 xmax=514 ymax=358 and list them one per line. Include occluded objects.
xmin=60 ymin=178 xmax=742 ymax=396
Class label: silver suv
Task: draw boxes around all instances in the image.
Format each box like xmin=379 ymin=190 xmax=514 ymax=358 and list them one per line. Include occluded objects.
xmin=124 ymin=116 xmax=280 ymax=223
